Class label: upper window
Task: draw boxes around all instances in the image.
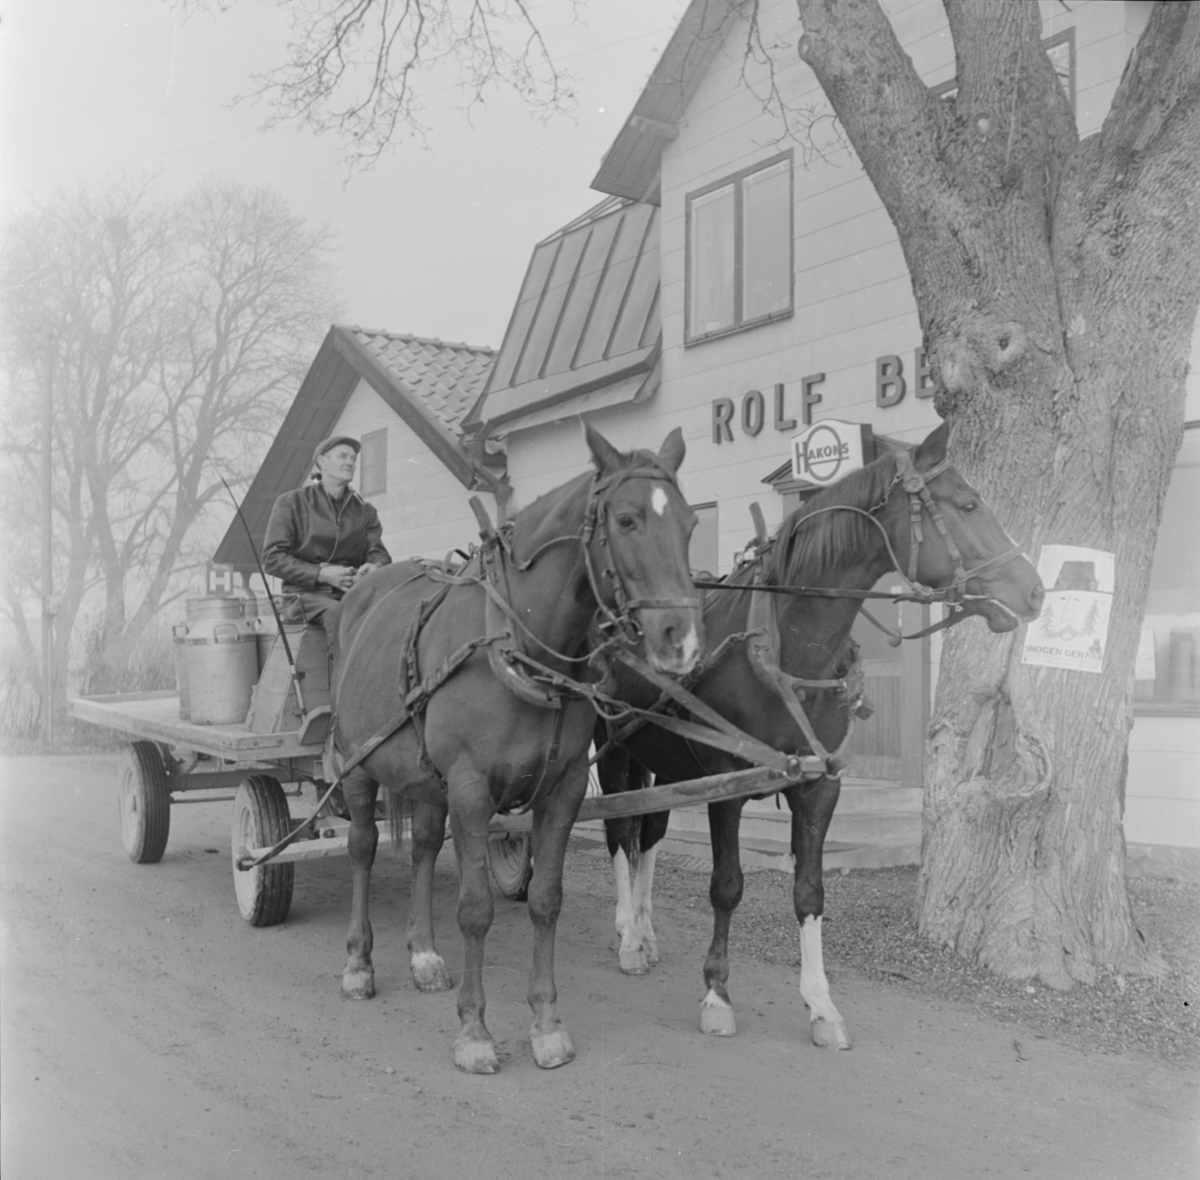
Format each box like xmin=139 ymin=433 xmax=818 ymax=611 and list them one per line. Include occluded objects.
xmin=1135 ymin=424 xmax=1200 ymax=714
xmin=686 ymin=153 xmax=793 ymax=345
xmin=360 ymin=428 xmax=388 ymax=496
xmin=689 ymin=502 xmax=719 ymax=577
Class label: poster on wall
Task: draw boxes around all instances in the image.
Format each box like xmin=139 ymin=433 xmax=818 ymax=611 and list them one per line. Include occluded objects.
xmin=1021 ymin=545 xmax=1115 ymax=674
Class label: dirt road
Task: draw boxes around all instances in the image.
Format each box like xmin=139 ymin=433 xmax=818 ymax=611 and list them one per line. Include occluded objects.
xmin=1 ymin=754 xmax=1196 ymax=1179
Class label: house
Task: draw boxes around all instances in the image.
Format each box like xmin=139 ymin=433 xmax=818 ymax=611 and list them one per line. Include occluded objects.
xmin=463 ymin=0 xmax=1200 ymax=871
xmin=213 ymin=324 xmax=506 ymax=577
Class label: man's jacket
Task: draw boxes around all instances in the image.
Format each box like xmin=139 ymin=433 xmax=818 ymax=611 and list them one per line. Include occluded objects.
xmin=263 ymin=481 xmax=392 ymax=594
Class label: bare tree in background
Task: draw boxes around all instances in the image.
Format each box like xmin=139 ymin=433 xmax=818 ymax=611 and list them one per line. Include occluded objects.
xmin=1 ymin=176 xmax=337 ymax=724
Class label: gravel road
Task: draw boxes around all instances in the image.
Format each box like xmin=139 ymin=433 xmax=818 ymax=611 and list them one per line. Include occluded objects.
xmin=2 ymin=754 xmax=1196 ymax=1180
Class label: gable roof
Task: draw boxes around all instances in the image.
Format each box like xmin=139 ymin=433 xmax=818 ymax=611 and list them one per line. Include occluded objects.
xmin=590 ymin=0 xmax=745 ymax=204
xmin=213 ymin=325 xmax=498 ymax=572
xmin=463 ymin=196 xmax=661 ymax=437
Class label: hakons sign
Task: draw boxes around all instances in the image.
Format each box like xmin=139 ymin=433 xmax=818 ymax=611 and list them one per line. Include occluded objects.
xmin=790 ymin=420 xmax=874 ymax=485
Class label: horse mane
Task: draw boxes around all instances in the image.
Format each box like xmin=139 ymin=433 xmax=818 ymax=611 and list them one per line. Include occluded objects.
xmin=766 ymin=450 xmax=899 ymax=584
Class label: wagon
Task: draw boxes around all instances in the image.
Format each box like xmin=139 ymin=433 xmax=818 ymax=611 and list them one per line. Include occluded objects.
xmin=68 ymin=585 xmax=823 ymax=928
xmin=67 ymin=686 xmax=809 ymax=928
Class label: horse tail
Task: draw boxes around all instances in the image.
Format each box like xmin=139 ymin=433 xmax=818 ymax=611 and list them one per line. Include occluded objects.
xmin=384 ymin=791 xmax=414 ymax=855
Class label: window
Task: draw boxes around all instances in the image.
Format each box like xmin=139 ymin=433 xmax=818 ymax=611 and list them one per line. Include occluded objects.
xmin=690 ymin=503 xmax=719 ymax=577
xmin=360 ymin=428 xmax=387 ymax=496
xmin=1135 ymin=424 xmax=1200 ymax=714
xmin=686 ymin=154 xmax=792 ymax=344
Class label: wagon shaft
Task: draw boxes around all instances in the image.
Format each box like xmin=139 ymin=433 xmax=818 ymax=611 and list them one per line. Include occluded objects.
xmin=488 ymin=763 xmax=818 ymax=833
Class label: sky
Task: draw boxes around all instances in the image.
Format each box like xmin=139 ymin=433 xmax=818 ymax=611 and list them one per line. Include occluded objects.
xmin=1 ymin=0 xmax=690 ymax=349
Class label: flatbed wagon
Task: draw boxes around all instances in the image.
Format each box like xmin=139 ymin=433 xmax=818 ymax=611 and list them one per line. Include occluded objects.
xmin=68 ymin=685 xmax=805 ymax=927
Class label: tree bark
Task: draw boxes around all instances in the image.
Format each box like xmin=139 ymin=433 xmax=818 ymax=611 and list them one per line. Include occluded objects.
xmin=797 ymin=0 xmax=1200 ymax=986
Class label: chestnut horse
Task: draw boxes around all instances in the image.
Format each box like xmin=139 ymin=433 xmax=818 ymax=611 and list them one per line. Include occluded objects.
xmin=595 ymin=422 xmax=1044 ymax=1048
xmin=329 ymin=425 xmax=703 ymax=1073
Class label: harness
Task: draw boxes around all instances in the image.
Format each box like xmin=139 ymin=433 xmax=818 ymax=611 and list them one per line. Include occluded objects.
xmin=592 ymin=446 xmax=1029 ymax=783
xmin=338 ymin=458 xmax=700 ymax=811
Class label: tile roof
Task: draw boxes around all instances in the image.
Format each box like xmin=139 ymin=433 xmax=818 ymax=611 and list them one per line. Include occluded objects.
xmin=345 ymin=327 xmax=495 ymax=441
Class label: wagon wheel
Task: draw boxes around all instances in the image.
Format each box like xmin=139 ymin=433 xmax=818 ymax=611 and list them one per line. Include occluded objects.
xmin=231 ymin=776 xmax=295 ymax=927
xmin=488 ymin=832 xmax=533 ymax=901
xmin=118 ymin=740 xmax=171 ymax=865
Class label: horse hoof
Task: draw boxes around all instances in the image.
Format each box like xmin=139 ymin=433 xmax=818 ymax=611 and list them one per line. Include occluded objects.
xmin=532 ymin=1028 xmax=576 ymax=1069
xmin=700 ymin=990 xmax=737 ymax=1036
xmin=811 ymin=1017 xmax=851 ymax=1050
xmin=619 ymin=948 xmax=651 ymax=975
xmin=454 ymin=1037 xmax=499 ymax=1074
xmin=410 ymin=952 xmax=453 ymax=992
xmin=342 ymin=970 xmax=375 ymax=1000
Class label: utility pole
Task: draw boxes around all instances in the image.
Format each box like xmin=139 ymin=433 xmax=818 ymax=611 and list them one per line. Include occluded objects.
xmin=41 ymin=329 xmax=54 ymax=748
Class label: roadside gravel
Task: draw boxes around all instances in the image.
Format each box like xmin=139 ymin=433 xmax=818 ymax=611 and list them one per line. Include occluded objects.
xmin=568 ymin=841 xmax=1199 ymax=1071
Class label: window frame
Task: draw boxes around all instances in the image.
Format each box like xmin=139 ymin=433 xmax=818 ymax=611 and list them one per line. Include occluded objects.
xmin=689 ymin=501 xmax=719 ymax=578
xmin=684 ymin=151 xmax=794 ymax=347
xmin=359 ymin=427 xmax=388 ymax=496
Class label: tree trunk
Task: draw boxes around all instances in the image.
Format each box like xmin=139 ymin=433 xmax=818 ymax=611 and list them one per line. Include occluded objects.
xmin=796 ymin=0 xmax=1200 ymax=987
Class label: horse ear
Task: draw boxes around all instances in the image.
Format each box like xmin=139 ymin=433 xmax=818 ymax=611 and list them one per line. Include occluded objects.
xmin=657 ymin=427 xmax=686 ymax=474
xmin=582 ymin=420 xmax=623 ymax=475
xmin=914 ymin=419 xmax=951 ymax=467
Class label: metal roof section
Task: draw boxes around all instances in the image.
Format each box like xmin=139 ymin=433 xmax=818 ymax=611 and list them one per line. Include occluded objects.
xmin=590 ymin=0 xmax=745 ymax=204
xmin=213 ymin=325 xmax=499 ymax=572
xmin=463 ymin=197 xmax=662 ymax=437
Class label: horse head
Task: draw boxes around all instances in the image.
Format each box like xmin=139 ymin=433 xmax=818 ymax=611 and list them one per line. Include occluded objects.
xmin=582 ymin=423 xmax=704 ymax=674
xmin=881 ymin=422 xmax=1044 ymax=632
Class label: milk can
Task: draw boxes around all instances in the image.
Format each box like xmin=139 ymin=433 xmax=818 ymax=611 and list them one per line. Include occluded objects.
xmin=181 ymin=608 xmax=259 ymax=725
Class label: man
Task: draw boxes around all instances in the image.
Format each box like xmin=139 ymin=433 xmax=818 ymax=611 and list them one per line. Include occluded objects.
xmin=263 ymin=435 xmax=392 ymax=626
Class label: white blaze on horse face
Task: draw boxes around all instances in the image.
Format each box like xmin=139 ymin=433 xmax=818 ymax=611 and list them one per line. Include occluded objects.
xmin=651 ymin=486 xmax=669 ymax=517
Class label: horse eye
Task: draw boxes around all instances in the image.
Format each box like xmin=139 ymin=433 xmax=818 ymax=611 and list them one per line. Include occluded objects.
xmin=615 ymin=513 xmax=637 ymax=530
xmin=961 ymin=501 xmax=978 ymax=513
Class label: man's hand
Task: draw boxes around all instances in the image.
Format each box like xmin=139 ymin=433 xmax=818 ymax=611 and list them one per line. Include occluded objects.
xmin=318 ymin=564 xmax=357 ymax=592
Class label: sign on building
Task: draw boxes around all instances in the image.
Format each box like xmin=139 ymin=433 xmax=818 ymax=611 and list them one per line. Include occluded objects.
xmin=790 ymin=420 xmax=873 ymax=485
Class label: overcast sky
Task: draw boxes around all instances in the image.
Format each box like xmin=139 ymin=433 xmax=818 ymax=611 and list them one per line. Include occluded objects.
xmin=1 ymin=0 xmax=690 ymax=349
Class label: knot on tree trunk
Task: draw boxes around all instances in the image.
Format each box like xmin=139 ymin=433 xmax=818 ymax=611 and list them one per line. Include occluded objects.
xmin=934 ymin=316 xmax=1031 ymax=407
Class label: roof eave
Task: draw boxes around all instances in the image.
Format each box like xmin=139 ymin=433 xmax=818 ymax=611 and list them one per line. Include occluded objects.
xmin=590 ymin=0 xmax=745 ymax=202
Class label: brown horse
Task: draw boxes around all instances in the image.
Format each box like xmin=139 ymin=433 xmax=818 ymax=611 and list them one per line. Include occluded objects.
xmin=330 ymin=425 xmax=703 ymax=1073
xmin=596 ymin=421 xmax=1044 ymax=1048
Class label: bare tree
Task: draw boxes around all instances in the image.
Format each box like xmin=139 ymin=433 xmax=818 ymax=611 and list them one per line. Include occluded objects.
xmin=1 ymin=176 xmax=338 ymax=721
xmin=180 ymin=0 xmax=581 ymax=169
xmin=791 ymin=0 xmax=1200 ymax=988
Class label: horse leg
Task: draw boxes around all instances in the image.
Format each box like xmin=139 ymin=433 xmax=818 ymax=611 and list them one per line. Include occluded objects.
xmin=526 ymin=762 xmax=588 ymax=1068
xmin=700 ymin=798 xmax=744 ymax=1036
xmin=632 ymin=810 xmax=669 ymax=967
xmin=406 ymin=799 xmax=453 ymax=992
xmin=787 ymin=776 xmax=850 ymax=1050
xmin=446 ymin=780 xmax=499 ymax=1074
xmin=601 ymin=744 xmax=658 ymax=974
xmin=341 ymin=766 xmax=380 ymax=1000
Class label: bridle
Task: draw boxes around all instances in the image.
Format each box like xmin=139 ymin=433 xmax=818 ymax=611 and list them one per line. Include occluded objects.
xmin=515 ymin=461 xmax=703 ymax=643
xmin=784 ymin=449 xmax=1028 ymax=618
xmin=884 ymin=449 xmax=1027 ymax=609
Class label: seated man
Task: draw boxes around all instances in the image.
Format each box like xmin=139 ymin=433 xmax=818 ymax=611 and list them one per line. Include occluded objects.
xmin=263 ymin=435 xmax=392 ymax=628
